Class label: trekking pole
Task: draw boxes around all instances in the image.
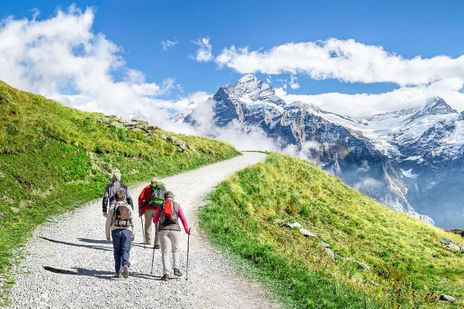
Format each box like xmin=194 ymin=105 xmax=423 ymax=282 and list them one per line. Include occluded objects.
xmin=186 ymin=228 xmax=191 ymax=281
xmin=140 ymin=215 xmax=145 ymax=249
xmin=150 ymin=229 xmax=157 ymax=275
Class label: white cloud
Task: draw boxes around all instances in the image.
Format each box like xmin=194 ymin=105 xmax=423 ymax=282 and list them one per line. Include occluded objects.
xmin=0 ymin=6 xmax=202 ymax=130
xmin=214 ymin=38 xmax=464 ymax=117
xmin=354 ymin=177 xmax=384 ymax=192
xmin=161 ymin=39 xmax=178 ymax=51
xmin=215 ymin=38 xmax=464 ymax=87
xmin=193 ymin=37 xmax=213 ymax=62
xmin=289 ymin=74 xmax=300 ymax=89
xmin=186 ymin=99 xmax=280 ymax=151
xmin=278 ymin=78 xmax=464 ymax=117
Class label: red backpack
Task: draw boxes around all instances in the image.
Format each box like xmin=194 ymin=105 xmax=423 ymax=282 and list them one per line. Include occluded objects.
xmin=160 ymin=198 xmax=178 ymax=225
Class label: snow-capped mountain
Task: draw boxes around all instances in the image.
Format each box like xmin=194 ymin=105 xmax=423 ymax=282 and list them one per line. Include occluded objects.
xmin=186 ymin=74 xmax=464 ymax=228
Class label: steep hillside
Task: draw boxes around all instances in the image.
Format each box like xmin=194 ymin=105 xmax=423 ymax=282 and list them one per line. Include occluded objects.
xmin=0 ymin=81 xmax=238 ymax=301
xmin=200 ymin=153 xmax=464 ymax=308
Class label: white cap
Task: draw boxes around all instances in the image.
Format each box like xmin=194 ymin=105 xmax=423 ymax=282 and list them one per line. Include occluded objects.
xmin=112 ymin=169 xmax=121 ymax=182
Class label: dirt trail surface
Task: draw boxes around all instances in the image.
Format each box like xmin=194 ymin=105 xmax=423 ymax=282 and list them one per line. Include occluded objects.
xmin=8 ymin=152 xmax=280 ymax=309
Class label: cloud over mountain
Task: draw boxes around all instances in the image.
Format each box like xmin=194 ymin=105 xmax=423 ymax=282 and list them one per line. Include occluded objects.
xmin=0 ymin=6 xmax=205 ymax=127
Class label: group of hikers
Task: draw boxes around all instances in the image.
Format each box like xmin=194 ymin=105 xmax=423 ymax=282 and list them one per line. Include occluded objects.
xmin=102 ymin=170 xmax=191 ymax=281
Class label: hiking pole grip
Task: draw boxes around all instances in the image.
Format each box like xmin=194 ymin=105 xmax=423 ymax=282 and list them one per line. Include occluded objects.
xmin=186 ymin=227 xmax=191 ymax=281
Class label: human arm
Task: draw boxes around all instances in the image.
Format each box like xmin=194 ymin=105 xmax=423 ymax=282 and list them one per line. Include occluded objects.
xmin=177 ymin=206 xmax=190 ymax=234
xmin=130 ymin=215 xmax=135 ymax=241
xmin=126 ymin=195 xmax=134 ymax=211
xmin=137 ymin=186 xmax=149 ymax=216
xmin=105 ymin=207 xmax=113 ymax=240
xmin=102 ymin=185 xmax=110 ymax=215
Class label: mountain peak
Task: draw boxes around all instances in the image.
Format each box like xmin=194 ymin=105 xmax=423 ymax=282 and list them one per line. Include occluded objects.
xmin=237 ymin=73 xmax=258 ymax=85
xmin=409 ymin=97 xmax=457 ymax=122
xmin=423 ymin=97 xmax=456 ymax=114
xmin=230 ymin=74 xmax=286 ymax=107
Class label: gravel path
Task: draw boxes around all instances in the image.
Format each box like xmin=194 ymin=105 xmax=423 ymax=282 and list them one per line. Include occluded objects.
xmin=8 ymin=152 xmax=280 ymax=309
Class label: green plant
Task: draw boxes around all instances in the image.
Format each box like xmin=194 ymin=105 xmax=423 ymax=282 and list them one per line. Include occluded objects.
xmin=200 ymin=153 xmax=464 ymax=308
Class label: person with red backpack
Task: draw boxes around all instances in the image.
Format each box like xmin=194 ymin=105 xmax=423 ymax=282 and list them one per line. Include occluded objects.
xmin=106 ymin=190 xmax=134 ymax=279
xmin=153 ymin=191 xmax=190 ymax=281
xmin=138 ymin=178 xmax=166 ymax=248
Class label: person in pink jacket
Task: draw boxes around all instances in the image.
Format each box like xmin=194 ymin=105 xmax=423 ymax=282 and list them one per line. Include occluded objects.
xmin=153 ymin=190 xmax=190 ymax=281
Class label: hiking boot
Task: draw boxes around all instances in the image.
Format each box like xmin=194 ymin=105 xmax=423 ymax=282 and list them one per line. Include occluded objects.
xmin=173 ymin=268 xmax=183 ymax=277
xmin=154 ymin=244 xmax=160 ymax=249
xmin=122 ymin=264 xmax=129 ymax=279
xmin=162 ymin=273 xmax=169 ymax=281
xmin=114 ymin=272 xmax=123 ymax=279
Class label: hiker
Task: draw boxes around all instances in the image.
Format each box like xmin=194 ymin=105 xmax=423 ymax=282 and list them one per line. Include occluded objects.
xmin=102 ymin=169 xmax=134 ymax=217
xmin=138 ymin=178 xmax=165 ymax=248
xmin=153 ymin=191 xmax=190 ymax=281
xmin=106 ymin=190 xmax=134 ymax=279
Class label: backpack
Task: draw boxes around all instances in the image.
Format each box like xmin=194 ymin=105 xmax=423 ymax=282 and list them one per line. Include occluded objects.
xmin=149 ymin=182 xmax=166 ymax=206
xmin=160 ymin=198 xmax=178 ymax=225
xmin=113 ymin=202 xmax=132 ymax=228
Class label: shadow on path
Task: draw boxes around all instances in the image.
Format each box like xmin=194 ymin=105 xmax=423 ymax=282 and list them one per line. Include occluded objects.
xmin=78 ymin=237 xmax=149 ymax=249
xmin=43 ymin=266 xmax=181 ymax=281
xmin=39 ymin=236 xmax=112 ymax=252
xmin=77 ymin=238 xmax=109 ymax=244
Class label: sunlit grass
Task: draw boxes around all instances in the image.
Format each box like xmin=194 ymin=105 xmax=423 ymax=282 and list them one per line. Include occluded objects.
xmin=200 ymin=153 xmax=464 ymax=308
xmin=0 ymin=81 xmax=239 ymax=304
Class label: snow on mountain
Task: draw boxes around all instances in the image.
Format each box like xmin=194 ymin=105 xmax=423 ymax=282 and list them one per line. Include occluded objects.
xmin=186 ymin=74 xmax=464 ymax=228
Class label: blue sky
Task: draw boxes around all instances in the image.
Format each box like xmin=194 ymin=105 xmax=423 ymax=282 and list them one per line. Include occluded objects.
xmin=1 ymin=0 xmax=464 ymax=119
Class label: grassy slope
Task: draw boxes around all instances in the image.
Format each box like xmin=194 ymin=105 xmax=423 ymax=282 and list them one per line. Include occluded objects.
xmin=0 ymin=81 xmax=239 ymax=302
xmin=199 ymin=153 xmax=464 ymax=308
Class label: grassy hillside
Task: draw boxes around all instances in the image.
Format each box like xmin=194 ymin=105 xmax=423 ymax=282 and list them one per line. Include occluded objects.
xmin=0 ymin=81 xmax=239 ymax=303
xmin=200 ymin=153 xmax=464 ymax=308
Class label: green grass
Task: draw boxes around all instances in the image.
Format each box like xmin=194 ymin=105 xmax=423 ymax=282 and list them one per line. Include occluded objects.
xmin=0 ymin=81 xmax=239 ymax=304
xmin=199 ymin=153 xmax=464 ymax=308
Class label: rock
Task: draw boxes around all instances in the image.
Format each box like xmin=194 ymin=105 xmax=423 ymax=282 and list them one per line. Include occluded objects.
xmin=186 ymin=144 xmax=197 ymax=152
xmin=166 ymin=136 xmax=177 ymax=143
xmin=324 ymin=248 xmax=336 ymax=261
xmin=299 ymin=228 xmax=316 ymax=237
xmin=440 ymin=237 xmax=452 ymax=245
xmin=134 ymin=119 xmax=149 ymax=129
xmin=278 ymin=220 xmax=316 ymax=237
xmin=109 ymin=121 xmax=125 ymax=129
xmin=176 ymin=141 xmax=187 ymax=152
xmin=446 ymin=244 xmax=461 ymax=252
xmin=354 ymin=261 xmax=370 ymax=272
xmin=320 ymin=241 xmax=330 ymax=248
xmin=288 ymin=222 xmax=303 ymax=229
xmin=364 ymin=280 xmax=378 ymax=286
xmin=439 ymin=294 xmax=456 ymax=303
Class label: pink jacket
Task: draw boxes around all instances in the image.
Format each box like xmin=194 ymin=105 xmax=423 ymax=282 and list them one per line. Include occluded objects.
xmin=153 ymin=203 xmax=189 ymax=233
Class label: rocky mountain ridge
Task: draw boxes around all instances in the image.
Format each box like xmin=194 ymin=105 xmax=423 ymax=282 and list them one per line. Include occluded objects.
xmin=186 ymin=74 xmax=464 ymax=228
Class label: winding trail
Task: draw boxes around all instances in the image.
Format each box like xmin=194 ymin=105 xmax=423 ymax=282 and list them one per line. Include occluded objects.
xmin=8 ymin=152 xmax=280 ymax=309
